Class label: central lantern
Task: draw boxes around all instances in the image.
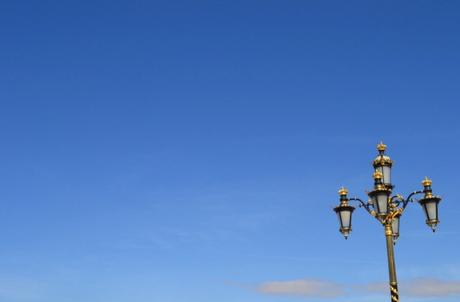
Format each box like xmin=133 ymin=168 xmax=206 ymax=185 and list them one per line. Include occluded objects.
xmin=368 ymin=170 xmax=391 ymax=217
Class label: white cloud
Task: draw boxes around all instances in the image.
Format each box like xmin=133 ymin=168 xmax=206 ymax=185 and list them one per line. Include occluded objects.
xmin=405 ymin=278 xmax=460 ymax=297
xmin=249 ymin=277 xmax=460 ymax=299
xmin=256 ymin=279 xmax=343 ymax=298
xmin=362 ymin=281 xmax=388 ymax=294
xmin=362 ymin=278 xmax=460 ymax=298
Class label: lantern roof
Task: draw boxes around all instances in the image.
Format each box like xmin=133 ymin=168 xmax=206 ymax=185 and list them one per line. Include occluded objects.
xmin=422 ymin=177 xmax=432 ymax=187
xmin=338 ymin=187 xmax=348 ymax=196
xmin=373 ymin=141 xmax=393 ymax=167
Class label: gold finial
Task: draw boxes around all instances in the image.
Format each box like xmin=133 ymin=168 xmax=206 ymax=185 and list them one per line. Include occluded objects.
xmin=377 ymin=141 xmax=387 ymax=152
xmin=422 ymin=177 xmax=432 ymax=187
xmin=338 ymin=187 xmax=348 ymax=196
xmin=373 ymin=170 xmax=383 ymax=179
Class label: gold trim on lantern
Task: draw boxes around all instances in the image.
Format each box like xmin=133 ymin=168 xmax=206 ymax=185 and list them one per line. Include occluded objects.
xmin=377 ymin=141 xmax=387 ymax=152
xmin=338 ymin=187 xmax=348 ymax=196
xmin=373 ymin=170 xmax=383 ymax=179
xmin=422 ymin=177 xmax=432 ymax=187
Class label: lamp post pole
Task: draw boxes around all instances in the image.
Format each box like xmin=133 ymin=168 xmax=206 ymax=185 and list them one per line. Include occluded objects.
xmin=385 ymin=222 xmax=398 ymax=302
xmin=333 ymin=143 xmax=442 ymax=302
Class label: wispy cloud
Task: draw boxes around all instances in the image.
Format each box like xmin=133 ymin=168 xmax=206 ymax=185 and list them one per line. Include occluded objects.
xmin=247 ymin=277 xmax=460 ymax=299
xmin=256 ymin=279 xmax=344 ymax=298
xmin=363 ymin=278 xmax=460 ymax=298
xmin=405 ymin=278 xmax=460 ymax=297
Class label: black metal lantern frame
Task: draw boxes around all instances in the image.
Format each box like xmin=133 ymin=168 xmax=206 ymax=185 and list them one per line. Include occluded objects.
xmin=334 ymin=205 xmax=355 ymax=239
xmin=391 ymin=212 xmax=401 ymax=242
xmin=368 ymin=171 xmax=392 ymax=217
xmin=373 ymin=143 xmax=393 ymax=188
xmin=334 ymin=187 xmax=355 ymax=239
xmin=419 ymin=197 xmax=441 ymax=231
xmin=418 ymin=177 xmax=442 ymax=231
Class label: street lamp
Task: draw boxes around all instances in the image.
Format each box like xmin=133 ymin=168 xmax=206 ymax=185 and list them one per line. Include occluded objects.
xmin=333 ymin=142 xmax=442 ymax=302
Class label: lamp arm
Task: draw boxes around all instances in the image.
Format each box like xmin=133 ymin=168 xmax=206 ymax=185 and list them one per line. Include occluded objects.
xmin=349 ymin=197 xmax=375 ymax=217
xmin=390 ymin=194 xmax=405 ymax=207
xmin=390 ymin=191 xmax=423 ymax=209
xmin=401 ymin=190 xmax=424 ymax=209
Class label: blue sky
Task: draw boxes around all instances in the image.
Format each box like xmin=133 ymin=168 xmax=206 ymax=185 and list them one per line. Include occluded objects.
xmin=1 ymin=1 xmax=460 ymax=301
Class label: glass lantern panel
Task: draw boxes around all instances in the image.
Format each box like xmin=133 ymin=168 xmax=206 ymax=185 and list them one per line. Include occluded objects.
xmin=340 ymin=210 xmax=352 ymax=229
xmin=336 ymin=212 xmax=342 ymax=227
xmin=376 ymin=166 xmax=383 ymax=177
xmin=425 ymin=201 xmax=438 ymax=221
xmin=376 ymin=193 xmax=389 ymax=215
xmin=382 ymin=166 xmax=391 ymax=185
xmin=391 ymin=217 xmax=400 ymax=236
xmin=369 ymin=195 xmax=376 ymax=206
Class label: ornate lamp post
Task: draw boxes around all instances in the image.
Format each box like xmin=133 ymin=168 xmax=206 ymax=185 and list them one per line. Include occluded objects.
xmin=333 ymin=143 xmax=442 ymax=302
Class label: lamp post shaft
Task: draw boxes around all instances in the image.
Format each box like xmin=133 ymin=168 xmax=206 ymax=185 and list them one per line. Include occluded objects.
xmin=385 ymin=223 xmax=399 ymax=302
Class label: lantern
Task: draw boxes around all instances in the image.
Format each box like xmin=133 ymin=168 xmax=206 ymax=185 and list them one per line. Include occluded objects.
xmin=368 ymin=170 xmax=391 ymax=216
xmin=391 ymin=214 xmax=401 ymax=243
xmin=334 ymin=187 xmax=355 ymax=239
xmin=418 ymin=177 xmax=441 ymax=232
